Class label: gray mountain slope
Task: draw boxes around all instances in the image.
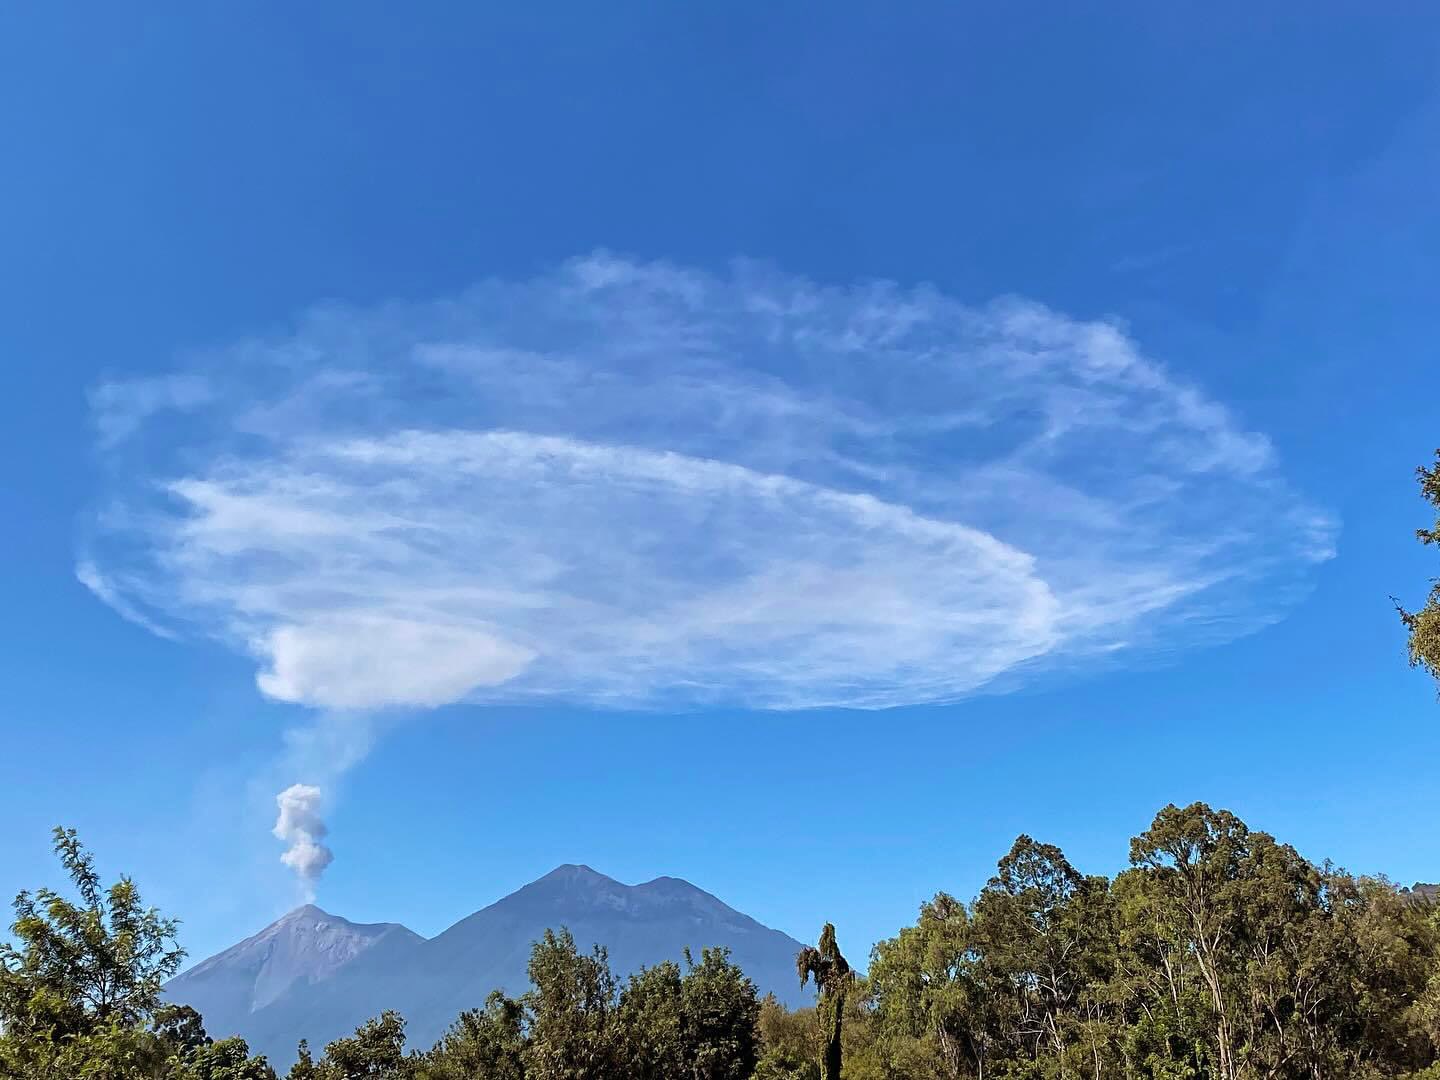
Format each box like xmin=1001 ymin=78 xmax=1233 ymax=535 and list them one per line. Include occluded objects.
xmin=170 ymin=865 xmax=811 ymax=1070
xmin=165 ymin=904 xmax=424 ymax=1049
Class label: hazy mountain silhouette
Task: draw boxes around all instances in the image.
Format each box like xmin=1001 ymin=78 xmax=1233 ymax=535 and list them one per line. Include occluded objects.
xmin=167 ymin=865 xmax=810 ymax=1068
xmin=165 ymin=904 xmax=422 ymax=1056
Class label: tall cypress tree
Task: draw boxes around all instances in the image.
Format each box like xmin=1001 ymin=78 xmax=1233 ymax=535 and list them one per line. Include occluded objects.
xmin=796 ymin=924 xmax=852 ymax=1080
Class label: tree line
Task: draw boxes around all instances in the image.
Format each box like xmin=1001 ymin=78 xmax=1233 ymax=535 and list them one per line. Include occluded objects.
xmin=4 ymin=803 xmax=1440 ymax=1080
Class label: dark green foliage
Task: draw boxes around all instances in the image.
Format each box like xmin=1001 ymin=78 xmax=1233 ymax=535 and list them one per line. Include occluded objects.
xmin=416 ymin=991 xmax=526 ymax=1080
xmin=154 ymin=1004 xmax=276 ymax=1079
xmin=520 ymin=928 xmax=621 ymax=1079
xmin=286 ymin=1041 xmax=321 ymax=1080
xmin=1399 ymin=449 xmax=1440 ymax=687
xmin=864 ymin=802 xmax=1440 ymax=1080
xmin=298 ymin=1011 xmax=413 ymax=1079
xmin=406 ymin=930 xmax=760 ymax=1080
xmin=681 ymin=947 xmax=761 ymax=1080
xmin=618 ymin=959 xmax=686 ymax=1079
xmin=616 ymin=947 xmax=763 ymax=1080
xmin=176 ymin=1036 xmax=281 ymax=1080
xmin=796 ymin=924 xmax=852 ymax=1080
xmin=752 ymin=994 xmax=821 ymax=1080
xmin=154 ymin=1004 xmax=212 ymax=1058
xmin=6 ymin=810 xmax=1439 ymax=1080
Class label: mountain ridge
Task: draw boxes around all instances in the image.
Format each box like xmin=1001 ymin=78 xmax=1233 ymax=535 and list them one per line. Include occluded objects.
xmin=167 ymin=864 xmax=810 ymax=1069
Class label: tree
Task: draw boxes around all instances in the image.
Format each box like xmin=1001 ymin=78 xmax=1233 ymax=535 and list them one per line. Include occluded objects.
xmin=1399 ymin=449 xmax=1440 ymax=688
xmin=1292 ymin=872 xmax=1438 ymax=1077
xmin=679 ymin=947 xmax=760 ymax=1080
xmin=521 ymin=928 xmax=620 ymax=1080
xmin=617 ymin=960 xmax=685 ymax=1080
xmin=752 ymin=996 xmax=820 ymax=1080
xmin=0 ymin=827 xmax=185 ymax=1040
xmin=286 ymin=1041 xmax=321 ymax=1080
xmin=968 ymin=836 xmax=1119 ymax=1075
xmin=1116 ymin=802 xmax=1440 ymax=1080
xmin=0 ymin=827 xmax=274 ymax=1080
xmin=301 ymin=1011 xmax=413 ymax=1079
xmin=867 ymin=893 xmax=984 ymax=1079
xmin=0 ymin=826 xmax=181 ymax=1079
xmin=796 ymin=924 xmax=852 ymax=1080
xmin=174 ymin=1036 xmax=280 ymax=1080
xmin=1126 ymin=802 xmax=1254 ymax=1080
xmin=152 ymin=1004 xmax=276 ymax=1080
xmin=417 ymin=991 xmax=526 ymax=1080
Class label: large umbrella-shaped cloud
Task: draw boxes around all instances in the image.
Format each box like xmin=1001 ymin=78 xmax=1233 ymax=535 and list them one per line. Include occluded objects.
xmin=82 ymin=255 xmax=1334 ymax=711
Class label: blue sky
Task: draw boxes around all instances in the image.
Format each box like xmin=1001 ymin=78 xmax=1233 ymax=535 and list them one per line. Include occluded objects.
xmin=3 ymin=4 xmax=1439 ymax=971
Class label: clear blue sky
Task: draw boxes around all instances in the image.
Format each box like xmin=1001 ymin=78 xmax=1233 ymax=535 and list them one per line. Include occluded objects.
xmin=3 ymin=4 xmax=1439 ymax=971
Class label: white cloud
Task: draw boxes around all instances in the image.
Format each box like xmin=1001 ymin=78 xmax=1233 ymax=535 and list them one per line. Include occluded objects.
xmin=256 ymin=614 xmax=535 ymax=710
xmin=75 ymin=559 xmax=178 ymax=640
xmin=88 ymin=374 xmax=212 ymax=447
xmin=82 ymin=255 xmax=1335 ymax=712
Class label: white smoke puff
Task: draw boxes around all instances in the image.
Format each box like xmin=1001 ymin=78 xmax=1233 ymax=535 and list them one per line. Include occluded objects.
xmin=273 ymin=783 xmax=333 ymax=899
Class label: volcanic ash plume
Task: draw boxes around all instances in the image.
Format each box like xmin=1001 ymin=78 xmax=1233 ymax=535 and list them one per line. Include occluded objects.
xmin=273 ymin=783 xmax=333 ymax=899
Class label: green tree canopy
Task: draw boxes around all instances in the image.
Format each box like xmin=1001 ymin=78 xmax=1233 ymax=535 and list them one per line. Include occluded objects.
xmin=521 ymin=928 xmax=621 ymax=1080
xmin=680 ymin=947 xmax=761 ymax=1080
xmin=291 ymin=1011 xmax=413 ymax=1079
xmin=617 ymin=959 xmax=685 ymax=1080
xmin=8 ymin=811 xmax=1439 ymax=1080
xmin=415 ymin=991 xmax=525 ymax=1080
xmin=1 ymin=827 xmax=273 ymax=1080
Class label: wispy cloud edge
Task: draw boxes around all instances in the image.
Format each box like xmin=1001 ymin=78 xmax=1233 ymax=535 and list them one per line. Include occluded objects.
xmin=80 ymin=254 xmax=1337 ymax=712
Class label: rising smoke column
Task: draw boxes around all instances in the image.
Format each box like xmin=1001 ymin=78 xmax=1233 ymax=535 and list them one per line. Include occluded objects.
xmin=272 ymin=783 xmax=333 ymax=899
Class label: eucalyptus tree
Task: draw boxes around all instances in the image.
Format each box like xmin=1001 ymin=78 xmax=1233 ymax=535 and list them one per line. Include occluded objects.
xmin=867 ymin=893 xmax=982 ymax=1079
xmin=968 ymin=835 xmax=1119 ymax=1075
